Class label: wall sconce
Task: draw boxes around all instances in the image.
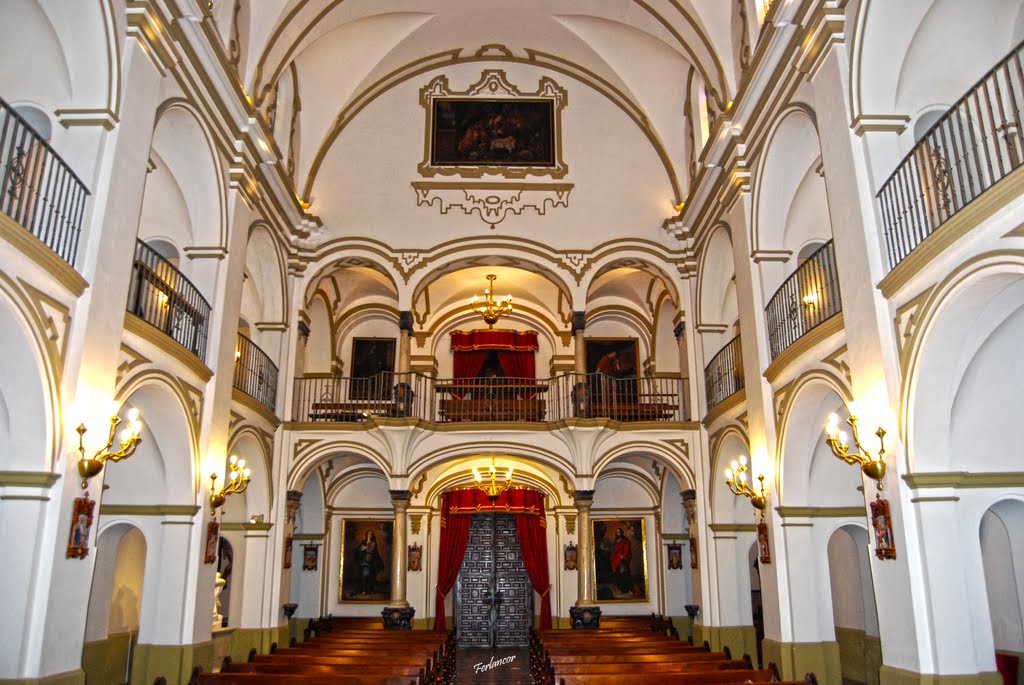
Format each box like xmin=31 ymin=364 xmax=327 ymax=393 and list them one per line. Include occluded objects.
xmin=824 ymin=409 xmax=886 ymax=490
xmin=724 ymin=456 xmax=767 ymax=510
xmin=472 ymin=457 xmax=513 ymax=502
xmin=210 ymin=455 xmax=251 ymax=513
xmin=802 ymin=290 xmax=819 ymax=307
xmin=76 ymin=406 xmax=143 ymax=488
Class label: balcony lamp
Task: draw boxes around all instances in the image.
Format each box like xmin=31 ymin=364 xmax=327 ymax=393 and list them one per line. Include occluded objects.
xmin=724 ymin=456 xmax=767 ymax=511
xmin=824 ymin=408 xmax=887 ymax=490
xmin=76 ymin=406 xmax=143 ymax=488
xmin=472 ymin=457 xmax=513 ymax=503
xmin=210 ymin=455 xmax=252 ymax=513
xmin=470 ymin=274 xmax=512 ymax=329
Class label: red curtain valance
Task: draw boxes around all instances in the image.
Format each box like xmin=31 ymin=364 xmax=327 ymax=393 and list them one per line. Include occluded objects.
xmin=450 ymin=329 xmax=539 ymax=352
xmin=443 ymin=487 xmax=546 ymax=521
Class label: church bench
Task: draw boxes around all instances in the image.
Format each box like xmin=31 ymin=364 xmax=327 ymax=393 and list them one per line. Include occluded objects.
xmin=549 ymin=659 xmax=753 ymax=674
xmin=223 ymin=662 xmax=426 ymax=680
xmin=307 ymin=402 xmax=394 ymax=421
xmin=196 ymin=675 xmax=416 ymax=685
xmin=438 ymin=398 xmax=546 ymax=422
xmin=553 ymin=675 xmax=816 ymax=685
xmin=539 ymin=665 xmax=764 ymax=685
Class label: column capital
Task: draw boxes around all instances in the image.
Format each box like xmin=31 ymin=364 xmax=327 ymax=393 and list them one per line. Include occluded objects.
xmin=572 ymin=489 xmax=595 ymax=507
xmin=398 ymin=311 xmax=414 ymax=332
xmin=390 ymin=489 xmax=412 ymax=511
xmin=285 ymin=490 xmax=303 ymax=525
xmin=571 ymin=311 xmax=586 ymax=334
xmin=673 ymin=321 xmax=686 ymax=338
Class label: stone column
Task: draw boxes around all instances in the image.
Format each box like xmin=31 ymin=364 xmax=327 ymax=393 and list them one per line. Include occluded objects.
xmin=280 ymin=490 xmax=302 ymax=619
xmin=682 ymin=490 xmax=701 ymax=622
xmin=571 ymin=312 xmax=589 ymax=417
xmin=569 ymin=490 xmax=601 ymax=628
xmin=394 ymin=312 xmax=414 ymax=417
xmin=383 ymin=490 xmax=414 ymax=628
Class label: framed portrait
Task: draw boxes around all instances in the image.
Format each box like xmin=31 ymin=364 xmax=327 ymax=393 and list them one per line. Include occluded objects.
xmin=204 ymin=521 xmax=220 ymax=564
xmin=418 ymin=71 xmax=568 ymax=180
xmin=690 ymin=537 xmax=699 ymax=569
xmin=350 ymin=338 xmax=395 ymax=400
xmin=303 ymin=545 xmax=319 ymax=572
xmin=592 ymin=518 xmax=648 ymax=602
xmin=284 ymin=536 xmax=293 ymax=569
xmin=407 ymin=543 xmax=422 ymax=572
xmin=564 ymin=542 xmax=578 ymax=571
xmin=339 ymin=519 xmax=393 ymax=603
xmin=757 ymin=520 xmax=771 ymax=564
xmin=66 ymin=494 xmax=96 ymax=559
xmin=870 ymin=497 xmax=897 ymax=560
xmin=667 ymin=543 xmax=683 ymax=570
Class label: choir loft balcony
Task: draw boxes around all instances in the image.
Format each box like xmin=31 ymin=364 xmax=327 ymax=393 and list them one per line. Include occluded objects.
xmin=291 ymin=372 xmax=691 ymax=425
xmin=234 ymin=333 xmax=279 ymax=413
xmin=126 ymin=239 xmax=211 ymax=362
xmin=704 ymin=334 xmax=745 ymax=413
xmin=0 ymin=98 xmax=89 ymax=268
xmin=765 ymin=240 xmax=842 ymax=361
xmin=878 ymin=38 xmax=1024 ymax=269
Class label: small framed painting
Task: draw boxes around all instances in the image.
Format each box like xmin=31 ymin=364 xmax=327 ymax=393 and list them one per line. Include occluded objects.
xmin=592 ymin=518 xmax=648 ymax=602
xmin=66 ymin=494 xmax=96 ymax=559
xmin=564 ymin=542 xmax=578 ymax=571
xmin=339 ymin=519 xmax=393 ymax=603
xmin=204 ymin=521 xmax=220 ymax=564
xmin=408 ymin=543 xmax=422 ymax=572
xmin=757 ymin=520 xmax=771 ymax=565
xmin=284 ymin=536 xmax=293 ymax=569
xmin=303 ymin=545 xmax=319 ymax=571
xmin=870 ymin=496 xmax=897 ymax=560
xmin=667 ymin=543 xmax=683 ymax=570
xmin=350 ymin=338 xmax=396 ymax=400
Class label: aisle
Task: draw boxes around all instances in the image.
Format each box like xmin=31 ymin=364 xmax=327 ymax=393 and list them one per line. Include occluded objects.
xmin=455 ymin=646 xmax=533 ymax=684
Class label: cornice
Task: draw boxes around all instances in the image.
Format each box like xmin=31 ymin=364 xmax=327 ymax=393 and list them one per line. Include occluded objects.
xmin=903 ymin=472 xmax=1024 ymax=489
xmin=774 ymin=506 xmax=865 ymax=518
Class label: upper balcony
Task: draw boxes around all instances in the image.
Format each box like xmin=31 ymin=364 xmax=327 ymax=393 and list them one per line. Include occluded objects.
xmin=765 ymin=240 xmax=842 ymax=362
xmin=234 ymin=333 xmax=279 ymax=413
xmin=1 ymin=98 xmax=89 ymax=268
xmin=877 ymin=39 xmax=1024 ymax=270
xmin=704 ymin=334 xmax=745 ymax=414
xmin=291 ymin=372 xmax=691 ymax=426
xmin=126 ymin=239 xmax=211 ymax=363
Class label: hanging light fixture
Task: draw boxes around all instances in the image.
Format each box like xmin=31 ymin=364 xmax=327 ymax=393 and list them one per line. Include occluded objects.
xmin=723 ymin=456 xmax=767 ymax=510
xmin=210 ymin=455 xmax=252 ymax=513
xmin=470 ymin=274 xmax=513 ymax=329
xmin=472 ymin=457 xmax=514 ymax=502
xmin=824 ymin=405 xmax=887 ymax=490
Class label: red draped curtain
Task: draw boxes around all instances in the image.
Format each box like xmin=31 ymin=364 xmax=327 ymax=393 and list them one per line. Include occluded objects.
xmin=450 ymin=329 xmax=539 ymax=353
xmin=434 ymin=487 xmax=552 ymax=631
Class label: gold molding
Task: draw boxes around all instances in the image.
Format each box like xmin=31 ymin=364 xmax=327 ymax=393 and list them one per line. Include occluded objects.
xmin=231 ymin=388 xmax=282 ymax=429
xmin=703 ymin=388 xmax=746 ymax=428
xmin=764 ymin=313 xmax=845 ymax=384
xmin=123 ymin=312 xmax=214 ymax=383
xmin=411 ymin=181 xmax=574 ymax=229
xmin=774 ymin=506 xmax=865 ymax=519
xmin=99 ymin=504 xmax=200 ymax=517
xmin=0 ymin=213 xmax=88 ymax=297
xmin=903 ymin=472 xmax=1024 ymax=489
xmin=879 ymin=164 xmax=1024 ymax=299
xmin=709 ymin=523 xmax=756 ymax=533
xmin=0 ymin=471 xmax=61 ymax=488
xmin=293 ymin=533 xmax=324 ymax=541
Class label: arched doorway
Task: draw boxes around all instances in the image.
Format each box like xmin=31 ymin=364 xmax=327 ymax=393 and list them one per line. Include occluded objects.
xmin=827 ymin=525 xmax=880 ymax=685
xmin=981 ymin=500 xmax=1024 ymax=685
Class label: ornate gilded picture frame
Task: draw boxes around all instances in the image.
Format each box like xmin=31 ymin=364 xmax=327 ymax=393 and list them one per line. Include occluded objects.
xmin=592 ymin=517 xmax=649 ymax=602
xmin=339 ymin=519 xmax=394 ymax=603
xmin=418 ymin=70 xmax=568 ymax=179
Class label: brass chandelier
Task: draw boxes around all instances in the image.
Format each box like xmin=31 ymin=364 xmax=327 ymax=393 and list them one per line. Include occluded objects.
xmin=470 ymin=274 xmax=512 ymax=329
xmin=472 ymin=457 xmax=514 ymax=502
xmin=724 ymin=456 xmax=767 ymax=511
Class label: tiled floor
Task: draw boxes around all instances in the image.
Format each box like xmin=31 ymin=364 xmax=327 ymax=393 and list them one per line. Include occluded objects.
xmin=456 ymin=647 xmax=533 ymax=684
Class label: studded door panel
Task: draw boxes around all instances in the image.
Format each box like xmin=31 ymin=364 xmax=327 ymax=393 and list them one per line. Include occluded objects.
xmin=456 ymin=514 xmax=532 ymax=647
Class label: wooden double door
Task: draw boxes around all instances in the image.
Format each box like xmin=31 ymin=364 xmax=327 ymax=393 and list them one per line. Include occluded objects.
xmin=455 ymin=513 xmax=533 ymax=647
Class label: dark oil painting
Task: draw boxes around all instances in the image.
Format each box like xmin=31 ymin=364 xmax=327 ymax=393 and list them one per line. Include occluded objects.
xmin=339 ymin=519 xmax=393 ymax=603
xmin=350 ymin=338 xmax=395 ymax=400
xmin=431 ymin=99 xmax=555 ymax=167
xmin=592 ymin=518 xmax=649 ymax=602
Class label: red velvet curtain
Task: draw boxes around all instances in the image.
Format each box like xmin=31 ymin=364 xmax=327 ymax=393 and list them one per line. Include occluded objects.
xmin=498 ymin=351 xmax=538 ymax=398
xmin=433 ymin=494 xmax=473 ymax=631
xmin=436 ymin=488 xmax=551 ymax=631
xmin=451 ymin=329 xmax=539 ymax=351
xmin=453 ymin=350 xmax=488 ymax=380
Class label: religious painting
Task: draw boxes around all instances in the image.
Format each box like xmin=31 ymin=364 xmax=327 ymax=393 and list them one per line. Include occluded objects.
xmin=757 ymin=520 xmax=771 ymax=564
xmin=564 ymin=542 xmax=578 ymax=571
xmin=592 ymin=518 xmax=648 ymax=602
xmin=870 ymin=496 xmax=897 ymax=560
xmin=339 ymin=519 xmax=394 ymax=603
xmin=408 ymin=543 xmax=422 ymax=572
xmin=667 ymin=543 xmax=683 ymax=570
xmin=204 ymin=521 xmax=220 ymax=564
xmin=585 ymin=338 xmax=639 ymax=408
xmin=283 ymin=536 xmax=293 ymax=569
xmin=349 ymin=338 xmax=396 ymax=400
xmin=303 ymin=544 xmax=319 ymax=572
xmin=431 ymin=98 xmax=555 ymax=167
xmin=66 ymin=494 xmax=96 ymax=559
xmin=690 ymin=537 xmax=699 ymax=569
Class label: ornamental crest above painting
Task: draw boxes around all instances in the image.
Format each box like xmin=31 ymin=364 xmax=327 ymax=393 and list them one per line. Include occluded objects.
xmin=411 ymin=70 xmax=574 ymax=228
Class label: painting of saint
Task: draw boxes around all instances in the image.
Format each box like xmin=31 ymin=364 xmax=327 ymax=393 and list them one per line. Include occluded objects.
xmin=66 ymin=495 xmax=96 ymax=560
xmin=339 ymin=519 xmax=393 ymax=602
xmin=592 ymin=518 xmax=648 ymax=602
xmin=870 ymin=497 xmax=897 ymax=560
xmin=431 ymin=99 xmax=555 ymax=167
xmin=667 ymin=543 xmax=683 ymax=570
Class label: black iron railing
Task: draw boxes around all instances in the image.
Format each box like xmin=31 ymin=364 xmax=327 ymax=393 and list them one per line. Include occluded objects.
xmin=0 ymin=98 xmax=89 ymax=266
xmin=126 ymin=240 xmax=211 ymax=361
xmin=292 ymin=373 xmax=691 ymax=424
xmin=878 ymin=39 xmax=1024 ymax=268
xmin=704 ymin=335 xmax=744 ymax=411
xmin=234 ymin=334 xmax=279 ymax=412
xmin=765 ymin=240 xmax=842 ymax=360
